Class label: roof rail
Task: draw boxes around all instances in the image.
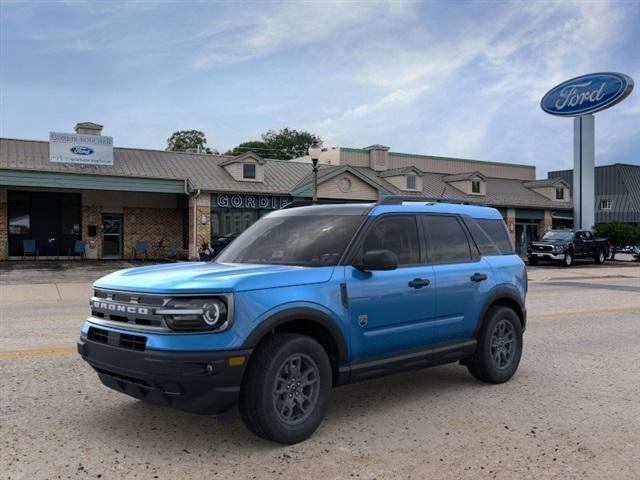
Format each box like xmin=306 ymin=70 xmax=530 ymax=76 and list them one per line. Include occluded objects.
xmin=282 ymin=199 xmax=370 ymax=209
xmin=377 ymin=195 xmax=482 ymax=206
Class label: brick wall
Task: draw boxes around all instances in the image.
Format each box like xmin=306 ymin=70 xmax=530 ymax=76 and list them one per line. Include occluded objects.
xmin=187 ymin=193 xmax=211 ymax=259
xmin=123 ymin=206 xmax=183 ymax=260
xmin=0 ymin=188 xmax=7 ymax=260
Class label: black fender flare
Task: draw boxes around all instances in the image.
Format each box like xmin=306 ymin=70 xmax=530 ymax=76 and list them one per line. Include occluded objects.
xmin=474 ymin=287 xmax=527 ymax=335
xmin=241 ymin=307 xmax=348 ymax=365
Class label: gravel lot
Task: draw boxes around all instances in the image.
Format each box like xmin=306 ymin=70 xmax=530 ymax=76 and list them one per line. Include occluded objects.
xmin=1 ymin=262 xmax=639 ymax=479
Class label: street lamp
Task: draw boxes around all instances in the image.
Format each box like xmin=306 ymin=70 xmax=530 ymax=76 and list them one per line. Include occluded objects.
xmin=308 ymin=140 xmax=322 ymax=203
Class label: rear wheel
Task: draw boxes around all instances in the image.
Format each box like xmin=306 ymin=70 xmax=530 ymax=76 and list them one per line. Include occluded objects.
xmin=239 ymin=333 xmax=332 ymax=444
xmin=595 ymin=250 xmax=606 ymax=265
xmin=467 ymin=306 xmax=523 ymax=383
xmin=562 ymin=252 xmax=573 ymax=267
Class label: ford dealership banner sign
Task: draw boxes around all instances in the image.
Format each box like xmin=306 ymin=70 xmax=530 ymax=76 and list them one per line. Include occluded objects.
xmin=541 ymin=72 xmax=634 ymax=116
xmin=49 ymin=132 xmax=114 ymax=165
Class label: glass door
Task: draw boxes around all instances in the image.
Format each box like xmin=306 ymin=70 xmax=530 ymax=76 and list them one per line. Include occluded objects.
xmin=102 ymin=214 xmax=123 ymax=259
xmin=515 ymin=223 xmax=539 ymax=257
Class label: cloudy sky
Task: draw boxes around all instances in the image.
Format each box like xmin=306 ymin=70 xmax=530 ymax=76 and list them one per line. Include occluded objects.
xmin=1 ymin=0 xmax=638 ymax=177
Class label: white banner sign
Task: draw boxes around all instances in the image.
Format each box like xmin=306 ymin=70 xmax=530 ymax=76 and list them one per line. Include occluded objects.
xmin=49 ymin=132 xmax=114 ymax=166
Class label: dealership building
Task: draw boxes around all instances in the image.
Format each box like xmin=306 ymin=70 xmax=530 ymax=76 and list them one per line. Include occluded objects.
xmin=1 ymin=122 xmax=575 ymax=261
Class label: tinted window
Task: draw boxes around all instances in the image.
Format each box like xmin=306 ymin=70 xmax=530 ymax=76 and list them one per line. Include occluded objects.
xmin=243 ymin=163 xmax=256 ymax=179
xmin=423 ymin=215 xmax=472 ymax=263
xmin=216 ymin=214 xmax=363 ymax=266
xmin=359 ymin=215 xmax=420 ymax=265
xmin=464 ymin=219 xmax=500 ymax=256
xmin=476 ymin=218 xmax=514 ymax=254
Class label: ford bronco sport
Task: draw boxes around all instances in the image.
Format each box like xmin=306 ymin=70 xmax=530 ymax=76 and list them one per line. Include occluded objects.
xmin=78 ymin=199 xmax=527 ymax=444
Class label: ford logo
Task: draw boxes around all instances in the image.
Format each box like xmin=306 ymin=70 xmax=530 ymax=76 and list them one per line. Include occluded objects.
xmin=70 ymin=146 xmax=95 ymax=155
xmin=541 ymin=72 xmax=633 ymax=117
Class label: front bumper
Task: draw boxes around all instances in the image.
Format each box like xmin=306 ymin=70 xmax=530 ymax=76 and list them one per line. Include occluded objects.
xmin=78 ymin=335 xmax=251 ymax=415
xmin=528 ymin=252 xmax=564 ymax=261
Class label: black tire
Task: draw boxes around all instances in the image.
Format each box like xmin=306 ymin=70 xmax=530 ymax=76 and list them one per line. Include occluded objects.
xmin=467 ymin=306 xmax=523 ymax=384
xmin=239 ymin=333 xmax=332 ymax=444
xmin=595 ymin=250 xmax=606 ymax=265
xmin=527 ymin=256 xmax=538 ymax=266
xmin=561 ymin=252 xmax=573 ymax=267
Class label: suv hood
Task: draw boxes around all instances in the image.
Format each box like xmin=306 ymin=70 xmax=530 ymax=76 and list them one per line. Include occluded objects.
xmin=94 ymin=262 xmax=335 ymax=295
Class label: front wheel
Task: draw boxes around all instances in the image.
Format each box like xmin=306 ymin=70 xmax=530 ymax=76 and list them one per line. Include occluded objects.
xmin=239 ymin=333 xmax=332 ymax=444
xmin=595 ymin=250 xmax=606 ymax=265
xmin=467 ymin=306 xmax=523 ymax=383
xmin=527 ymin=256 xmax=538 ymax=266
xmin=562 ymin=252 xmax=573 ymax=267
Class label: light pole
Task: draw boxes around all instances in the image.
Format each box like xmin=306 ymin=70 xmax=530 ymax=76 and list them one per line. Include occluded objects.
xmin=308 ymin=140 xmax=322 ymax=203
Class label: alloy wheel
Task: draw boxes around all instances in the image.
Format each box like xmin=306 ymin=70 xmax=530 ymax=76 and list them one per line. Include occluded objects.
xmin=272 ymin=353 xmax=320 ymax=425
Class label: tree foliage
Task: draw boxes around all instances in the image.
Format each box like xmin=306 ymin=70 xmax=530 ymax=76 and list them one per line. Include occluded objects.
xmin=166 ymin=130 xmax=216 ymax=154
xmin=226 ymin=128 xmax=321 ymax=160
xmin=594 ymin=222 xmax=640 ymax=260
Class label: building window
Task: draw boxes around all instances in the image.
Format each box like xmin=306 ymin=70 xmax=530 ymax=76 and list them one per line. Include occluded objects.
xmin=471 ymin=180 xmax=481 ymax=194
xmin=338 ymin=177 xmax=352 ymax=193
xmin=8 ymin=192 xmax=30 ymax=234
xmin=406 ymin=174 xmax=417 ymax=190
xmin=555 ymin=188 xmax=564 ymax=200
xmin=600 ymin=199 xmax=612 ymax=210
xmin=243 ymin=163 xmax=256 ymax=179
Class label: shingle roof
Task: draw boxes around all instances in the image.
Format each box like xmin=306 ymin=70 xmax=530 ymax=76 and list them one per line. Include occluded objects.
xmin=378 ymin=166 xmax=423 ymax=178
xmin=0 ymin=138 xmax=311 ymax=194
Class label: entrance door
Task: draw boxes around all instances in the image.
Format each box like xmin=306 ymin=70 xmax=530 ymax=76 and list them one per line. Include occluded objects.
xmin=515 ymin=223 xmax=539 ymax=257
xmin=102 ymin=214 xmax=123 ymax=259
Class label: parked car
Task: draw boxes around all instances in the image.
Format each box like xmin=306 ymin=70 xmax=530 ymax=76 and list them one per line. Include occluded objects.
xmin=78 ymin=200 xmax=527 ymax=444
xmin=527 ymin=230 xmax=608 ymax=267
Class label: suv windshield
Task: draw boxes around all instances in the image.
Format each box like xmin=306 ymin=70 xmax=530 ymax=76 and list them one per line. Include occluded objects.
xmin=542 ymin=231 xmax=574 ymax=241
xmin=216 ymin=214 xmax=364 ymax=266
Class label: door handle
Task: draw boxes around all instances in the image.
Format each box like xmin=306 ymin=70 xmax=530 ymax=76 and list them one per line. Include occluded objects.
xmin=470 ymin=273 xmax=488 ymax=282
xmin=408 ymin=278 xmax=430 ymax=288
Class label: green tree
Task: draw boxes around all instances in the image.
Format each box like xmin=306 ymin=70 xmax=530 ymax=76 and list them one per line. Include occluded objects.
xmin=226 ymin=128 xmax=322 ymax=160
xmin=594 ymin=222 xmax=640 ymax=260
xmin=166 ymin=130 xmax=216 ymax=154
xmin=225 ymin=141 xmax=268 ymax=157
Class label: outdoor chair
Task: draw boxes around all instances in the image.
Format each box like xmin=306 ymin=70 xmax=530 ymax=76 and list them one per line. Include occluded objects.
xmin=133 ymin=240 xmax=149 ymax=260
xmin=69 ymin=240 xmax=86 ymax=260
xmin=22 ymin=239 xmax=38 ymax=260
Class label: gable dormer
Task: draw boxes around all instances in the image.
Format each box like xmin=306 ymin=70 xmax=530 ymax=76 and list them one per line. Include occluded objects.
xmin=379 ymin=166 xmax=423 ymax=192
xmin=219 ymin=151 xmax=266 ymax=182
xmin=523 ymin=178 xmax=570 ymax=201
xmin=443 ymin=171 xmax=486 ymax=195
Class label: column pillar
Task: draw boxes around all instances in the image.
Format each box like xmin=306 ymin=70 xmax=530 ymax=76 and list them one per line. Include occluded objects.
xmin=573 ymin=115 xmax=595 ymax=230
xmin=188 ymin=192 xmax=211 ymax=260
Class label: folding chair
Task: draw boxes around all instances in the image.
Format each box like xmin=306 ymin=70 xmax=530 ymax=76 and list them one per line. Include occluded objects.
xmin=22 ymin=239 xmax=38 ymax=260
xmin=69 ymin=240 xmax=86 ymax=260
xmin=133 ymin=240 xmax=149 ymax=260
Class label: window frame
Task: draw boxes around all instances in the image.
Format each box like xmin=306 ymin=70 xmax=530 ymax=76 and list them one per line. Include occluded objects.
xmin=405 ymin=174 xmax=417 ymax=191
xmin=242 ymin=163 xmax=256 ymax=180
xmin=555 ymin=187 xmax=564 ymax=200
xmin=471 ymin=180 xmax=481 ymax=194
xmin=600 ymin=198 xmax=612 ymax=210
xmin=343 ymin=213 xmax=426 ymax=268
xmin=420 ymin=213 xmax=480 ymax=265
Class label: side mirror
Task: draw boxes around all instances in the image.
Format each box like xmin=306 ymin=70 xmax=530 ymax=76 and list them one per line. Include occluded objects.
xmin=353 ymin=249 xmax=398 ymax=271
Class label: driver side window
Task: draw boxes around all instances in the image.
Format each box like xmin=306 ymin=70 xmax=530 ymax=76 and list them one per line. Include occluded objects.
xmin=360 ymin=216 xmax=420 ymax=265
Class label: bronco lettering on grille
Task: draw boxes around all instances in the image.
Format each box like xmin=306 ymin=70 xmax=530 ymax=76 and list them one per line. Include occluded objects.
xmin=92 ymin=300 xmax=149 ymax=315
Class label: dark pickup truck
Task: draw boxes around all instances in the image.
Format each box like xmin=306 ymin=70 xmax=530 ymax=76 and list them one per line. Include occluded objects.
xmin=527 ymin=230 xmax=609 ymax=267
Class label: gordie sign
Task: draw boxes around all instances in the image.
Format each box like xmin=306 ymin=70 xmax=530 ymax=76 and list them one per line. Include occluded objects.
xmin=540 ymin=72 xmax=633 ymax=116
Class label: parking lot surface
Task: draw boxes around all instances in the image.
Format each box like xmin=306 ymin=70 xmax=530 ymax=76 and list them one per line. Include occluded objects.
xmin=1 ymin=261 xmax=639 ymax=479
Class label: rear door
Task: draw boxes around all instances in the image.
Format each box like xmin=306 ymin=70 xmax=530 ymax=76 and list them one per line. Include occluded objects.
xmin=345 ymin=214 xmax=435 ymax=362
xmin=421 ymin=215 xmax=493 ymax=344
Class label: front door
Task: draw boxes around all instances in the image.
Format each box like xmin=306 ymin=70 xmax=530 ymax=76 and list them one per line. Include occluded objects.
xmin=345 ymin=215 xmax=435 ymax=362
xmin=102 ymin=214 xmax=123 ymax=259
xmin=515 ymin=223 xmax=539 ymax=257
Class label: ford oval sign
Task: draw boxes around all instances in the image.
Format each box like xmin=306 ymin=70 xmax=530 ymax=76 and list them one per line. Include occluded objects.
xmin=70 ymin=146 xmax=95 ymax=155
xmin=541 ymin=72 xmax=633 ymax=116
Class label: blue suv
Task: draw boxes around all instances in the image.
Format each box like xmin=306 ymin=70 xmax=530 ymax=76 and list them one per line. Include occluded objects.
xmin=78 ymin=199 xmax=527 ymax=444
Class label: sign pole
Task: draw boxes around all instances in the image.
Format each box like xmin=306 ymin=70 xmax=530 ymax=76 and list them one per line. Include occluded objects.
xmin=573 ymin=114 xmax=595 ymax=230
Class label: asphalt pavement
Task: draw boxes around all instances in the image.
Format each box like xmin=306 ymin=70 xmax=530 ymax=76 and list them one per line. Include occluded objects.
xmin=1 ymin=261 xmax=639 ymax=479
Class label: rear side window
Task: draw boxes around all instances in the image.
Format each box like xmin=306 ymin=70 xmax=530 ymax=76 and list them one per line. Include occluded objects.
xmin=475 ymin=218 xmax=514 ymax=255
xmin=359 ymin=215 xmax=421 ymax=265
xmin=422 ymin=215 xmax=472 ymax=264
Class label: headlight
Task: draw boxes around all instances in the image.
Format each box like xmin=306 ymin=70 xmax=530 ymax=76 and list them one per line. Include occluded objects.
xmin=159 ymin=297 xmax=230 ymax=331
xmin=554 ymin=245 xmax=564 ymax=252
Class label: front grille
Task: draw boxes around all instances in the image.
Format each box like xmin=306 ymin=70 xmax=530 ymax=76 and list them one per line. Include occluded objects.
xmin=87 ymin=326 xmax=147 ymax=351
xmin=94 ymin=367 xmax=151 ymax=387
xmin=90 ymin=289 xmax=170 ymax=331
xmin=534 ymin=244 xmax=553 ymax=252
